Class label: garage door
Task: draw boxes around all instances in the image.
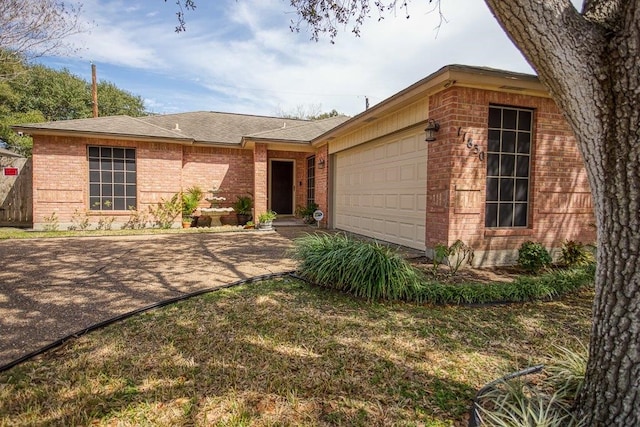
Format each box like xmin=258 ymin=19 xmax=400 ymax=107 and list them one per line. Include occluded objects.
xmin=333 ymin=132 xmax=427 ymax=250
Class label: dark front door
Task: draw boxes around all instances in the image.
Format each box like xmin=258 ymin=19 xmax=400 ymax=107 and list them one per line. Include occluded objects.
xmin=271 ymin=160 xmax=294 ymax=215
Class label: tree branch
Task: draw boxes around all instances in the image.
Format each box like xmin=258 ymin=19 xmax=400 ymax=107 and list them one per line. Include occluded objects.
xmin=483 ymin=1 xmax=608 ymax=137
xmin=583 ymin=0 xmax=625 ymax=31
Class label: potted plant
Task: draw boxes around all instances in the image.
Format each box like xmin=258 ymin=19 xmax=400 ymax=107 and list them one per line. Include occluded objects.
xmin=182 ymin=186 xmax=203 ymax=228
xmin=258 ymin=210 xmax=277 ymax=230
xmin=233 ymin=194 xmax=253 ymax=226
xmin=244 ymin=220 xmax=255 ymax=229
xmin=296 ymin=202 xmax=319 ymax=224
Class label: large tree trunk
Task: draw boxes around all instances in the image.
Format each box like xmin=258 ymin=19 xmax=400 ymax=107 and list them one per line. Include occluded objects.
xmin=484 ymin=0 xmax=640 ymax=425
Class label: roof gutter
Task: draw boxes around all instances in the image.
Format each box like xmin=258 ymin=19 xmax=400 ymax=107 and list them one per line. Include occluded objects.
xmin=10 ymin=127 xmax=196 ymax=146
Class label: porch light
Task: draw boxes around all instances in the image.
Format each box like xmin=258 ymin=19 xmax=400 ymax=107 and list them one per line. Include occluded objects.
xmin=424 ymin=119 xmax=440 ymax=142
xmin=318 ymin=158 xmax=326 ymax=169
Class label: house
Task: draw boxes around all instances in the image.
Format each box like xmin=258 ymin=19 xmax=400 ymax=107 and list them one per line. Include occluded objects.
xmin=13 ymin=64 xmax=596 ymax=266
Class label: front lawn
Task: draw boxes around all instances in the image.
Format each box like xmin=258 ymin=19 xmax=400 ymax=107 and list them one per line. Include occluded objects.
xmin=0 ymin=225 xmax=248 ymax=240
xmin=0 ymin=278 xmax=593 ymax=426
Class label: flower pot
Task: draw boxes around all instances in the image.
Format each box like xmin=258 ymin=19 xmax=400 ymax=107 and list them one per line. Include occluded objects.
xmin=237 ymin=213 xmax=252 ymax=226
xmin=260 ymin=220 xmax=273 ymax=231
xmin=182 ymin=221 xmax=191 ymax=228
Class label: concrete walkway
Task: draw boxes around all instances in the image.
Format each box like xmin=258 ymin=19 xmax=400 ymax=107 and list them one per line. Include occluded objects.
xmin=0 ymin=227 xmax=313 ymax=368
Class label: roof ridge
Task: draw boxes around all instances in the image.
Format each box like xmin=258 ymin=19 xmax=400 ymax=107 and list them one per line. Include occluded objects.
xmin=246 ymin=115 xmax=350 ymax=138
xmin=130 ymin=115 xmax=190 ymax=139
xmin=143 ymin=110 xmax=310 ymax=123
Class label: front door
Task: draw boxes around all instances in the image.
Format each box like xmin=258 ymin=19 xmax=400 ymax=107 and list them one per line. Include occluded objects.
xmin=270 ymin=160 xmax=294 ymax=215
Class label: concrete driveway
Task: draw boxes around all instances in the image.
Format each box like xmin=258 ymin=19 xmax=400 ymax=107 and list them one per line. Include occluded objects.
xmin=0 ymin=228 xmax=310 ymax=368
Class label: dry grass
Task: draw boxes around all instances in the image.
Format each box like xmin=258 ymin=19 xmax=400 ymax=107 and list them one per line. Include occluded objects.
xmin=0 ymin=225 xmax=249 ymax=240
xmin=0 ymin=278 xmax=593 ymax=426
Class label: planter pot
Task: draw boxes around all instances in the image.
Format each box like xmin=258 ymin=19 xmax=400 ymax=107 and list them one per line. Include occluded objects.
xmin=260 ymin=220 xmax=273 ymax=231
xmin=237 ymin=213 xmax=252 ymax=226
xmin=182 ymin=221 xmax=191 ymax=229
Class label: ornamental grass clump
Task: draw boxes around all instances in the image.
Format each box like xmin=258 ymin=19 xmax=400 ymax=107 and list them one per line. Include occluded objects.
xmin=291 ymin=233 xmax=424 ymax=301
xmin=475 ymin=345 xmax=588 ymax=426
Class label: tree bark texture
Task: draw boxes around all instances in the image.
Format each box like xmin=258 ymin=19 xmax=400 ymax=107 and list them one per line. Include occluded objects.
xmin=484 ymin=0 xmax=640 ymax=425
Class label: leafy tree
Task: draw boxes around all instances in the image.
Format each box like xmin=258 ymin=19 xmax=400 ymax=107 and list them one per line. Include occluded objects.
xmin=96 ymin=81 xmax=146 ymax=118
xmin=0 ymin=110 xmax=45 ymax=156
xmin=5 ymin=62 xmax=147 ymax=122
xmin=310 ymin=109 xmax=340 ymax=120
xmin=12 ymin=65 xmax=92 ymax=121
xmin=0 ymin=56 xmax=147 ymax=155
xmin=171 ymin=0 xmax=640 ymax=424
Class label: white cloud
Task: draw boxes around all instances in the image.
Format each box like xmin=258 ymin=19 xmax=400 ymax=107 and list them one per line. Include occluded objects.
xmin=49 ymin=0 xmax=541 ymax=116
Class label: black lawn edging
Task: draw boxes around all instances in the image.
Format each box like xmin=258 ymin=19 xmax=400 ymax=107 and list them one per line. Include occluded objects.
xmin=1 ymin=265 xmax=595 ymax=373
xmin=0 ymin=271 xmax=296 ymax=374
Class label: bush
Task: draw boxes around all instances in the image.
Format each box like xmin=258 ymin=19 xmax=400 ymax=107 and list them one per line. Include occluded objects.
xmin=560 ymin=240 xmax=595 ymax=267
xmin=291 ymin=233 xmax=424 ymax=301
xmin=149 ymin=193 xmax=181 ymax=229
xmin=182 ymin=186 xmax=203 ymax=218
xmin=296 ymin=202 xmax=319 ymax=223
xmin=517 ymin=241 xmax=552 ymax=273
xmin=291 ymin=234 xmax=595 ymax=305
xmin=431 ymin=240 xmax=474 ymax=275
xmin=413 ymin=265 xmax=594 ymax=305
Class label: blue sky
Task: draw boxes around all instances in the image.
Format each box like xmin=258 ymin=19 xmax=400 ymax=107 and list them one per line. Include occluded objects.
xmin=36 ymin=0 xmax=576 ymax=117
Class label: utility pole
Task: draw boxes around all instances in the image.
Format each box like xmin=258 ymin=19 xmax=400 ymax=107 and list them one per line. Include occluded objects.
xmin=91 ymin=63 xmax=98 ymax=118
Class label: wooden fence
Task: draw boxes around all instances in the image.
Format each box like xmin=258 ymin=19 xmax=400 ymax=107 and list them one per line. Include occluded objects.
xmin=0 ymin=156 xmax=33 ymax=227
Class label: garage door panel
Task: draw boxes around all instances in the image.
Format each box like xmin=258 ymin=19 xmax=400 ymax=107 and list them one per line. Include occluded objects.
xmin=335 ymin=132 xmax=426 ymax=251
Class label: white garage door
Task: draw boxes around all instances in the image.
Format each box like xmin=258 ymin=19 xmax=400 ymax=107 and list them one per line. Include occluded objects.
xmin=333 ymin=132 xmax=427 ymax=250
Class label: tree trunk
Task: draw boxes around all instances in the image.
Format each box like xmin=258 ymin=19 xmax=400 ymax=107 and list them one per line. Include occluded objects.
xmin=484 ymin=0 xmax=640 ymax=424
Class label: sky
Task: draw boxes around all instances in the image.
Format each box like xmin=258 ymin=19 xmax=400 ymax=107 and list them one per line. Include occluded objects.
xmin=36 ymin=0 xmax=578 ymax=118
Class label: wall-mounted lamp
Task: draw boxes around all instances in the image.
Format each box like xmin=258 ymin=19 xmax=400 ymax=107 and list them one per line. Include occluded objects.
xmin=318 ymin=158 xmax=326 ymax=169
xmin=424 ymin=119 xmax=440 ymax=142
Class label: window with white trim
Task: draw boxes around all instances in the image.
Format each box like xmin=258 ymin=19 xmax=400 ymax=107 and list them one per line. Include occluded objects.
xmin=88 ymin=146 xmax=136 ymax=210
xmin=485 ymin=106 xmax=532 ymax=227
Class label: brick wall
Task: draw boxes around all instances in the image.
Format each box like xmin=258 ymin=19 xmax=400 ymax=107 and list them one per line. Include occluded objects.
xmin=425 ymin=90 xmax=456 ymax=247
xmin=314 ymin=145 xmax=329 ymax=227
xmin=430 ymin=87 xmax=596 ymax=265
xmin=253 ymin=143 xmax=268 ymax=219
xmin=32 ymin=136 xmax=276 ymax=229
xmin=183 ymin=145 xmax=254 ymax=210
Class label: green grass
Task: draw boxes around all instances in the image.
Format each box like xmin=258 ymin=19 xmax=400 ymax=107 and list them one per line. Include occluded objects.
xmin=0 ymin=278 xmax=593 ymax=426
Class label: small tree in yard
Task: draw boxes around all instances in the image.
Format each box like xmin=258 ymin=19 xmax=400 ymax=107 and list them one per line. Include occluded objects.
xmin=170 ymin=1 xmax=639 ymax=424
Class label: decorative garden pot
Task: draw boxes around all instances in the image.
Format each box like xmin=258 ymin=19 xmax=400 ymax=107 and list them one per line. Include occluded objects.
xmin=237 ymin=213 xmax=252 ymax=226
xmin=260 ymin=220 xmax=273 ymax=231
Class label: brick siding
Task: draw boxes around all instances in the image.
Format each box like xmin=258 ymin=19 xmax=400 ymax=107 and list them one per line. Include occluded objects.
xmin=31 ymin=137 xmax=316 ymax=229
xmin=428 ymin=87 xmax=596 ymax=265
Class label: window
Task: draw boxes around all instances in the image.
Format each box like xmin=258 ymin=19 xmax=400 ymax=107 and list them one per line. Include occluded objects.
xmin=88 ymin=146 xmax=136 ymax=210
xmin=306 ymin=155 xmax=315 ymax=207
xmin=485 ymin=106 xmax=532 ymax=227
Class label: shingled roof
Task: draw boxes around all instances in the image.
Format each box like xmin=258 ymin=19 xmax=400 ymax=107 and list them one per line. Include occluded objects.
xmin=139 ymin=111 xmax=309 ymax=144
xmin=12 ymin=115 xmax=192 ymax=142
xmin=12 ymin=111 xmax=337 ymax=146
xmin=245 ymin=115 xmax=351 ymax=143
